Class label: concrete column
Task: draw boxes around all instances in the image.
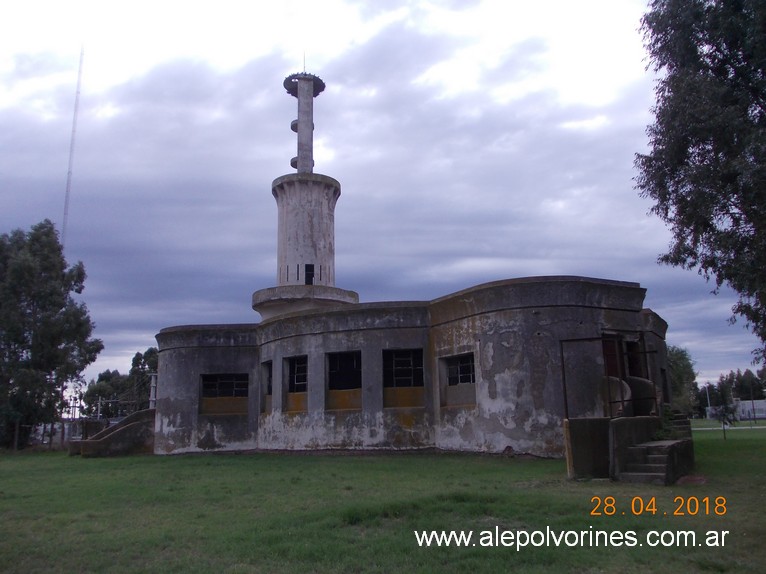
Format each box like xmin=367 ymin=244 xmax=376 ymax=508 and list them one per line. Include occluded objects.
xmin=272 ymin=354 xmax=284 ymax=413
xmin=296 ymin=77 xmax=314 ymax=173
xmin=362 ymin=347 xmax=383 ymax=416
xmin=308 ymin=351 xmax=326 ymax=414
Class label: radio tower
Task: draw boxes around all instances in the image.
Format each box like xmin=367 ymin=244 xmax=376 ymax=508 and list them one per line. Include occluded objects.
xmin=62 ymin=46 xmax=84 ymax=250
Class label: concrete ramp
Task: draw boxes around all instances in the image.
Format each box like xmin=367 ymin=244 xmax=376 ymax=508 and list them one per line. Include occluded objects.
xmin=69 ymin=409 xmax=155 ymax=457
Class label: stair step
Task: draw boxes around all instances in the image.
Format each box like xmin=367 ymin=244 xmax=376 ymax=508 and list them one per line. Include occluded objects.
xmin=626 ymin=463 xmax=666 ymax=473
xmin=647 ymin=454 xmax=668 ymax=464
xmin=627 ymin=446 xmax=647 ymax=462
xmin=620 ymin=472 xmax=666 ymax=485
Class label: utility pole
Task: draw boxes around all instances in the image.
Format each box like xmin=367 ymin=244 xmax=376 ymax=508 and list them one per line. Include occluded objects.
xmin=62 ymin=46 xmax=84 ymax=250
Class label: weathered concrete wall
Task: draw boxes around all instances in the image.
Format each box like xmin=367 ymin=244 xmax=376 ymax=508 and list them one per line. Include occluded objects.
xmin=273 ymin=173 xmax=340 ymax=287
xmin=155 ymin=325 xmax=259 ymax=454
xmin=429 ymin=277 xmax=649 ymax=456
xmin=256 ymin=302 xmax=433 ymax=449
xmin=563 ymin=417 xmax=611 ymax=479
xmin=155 ymin=276 xmax=667 ymax=457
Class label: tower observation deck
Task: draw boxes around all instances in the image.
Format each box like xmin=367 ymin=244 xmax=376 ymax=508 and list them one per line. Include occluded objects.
xmin=252 ymin=73 xmax=358 ymax=320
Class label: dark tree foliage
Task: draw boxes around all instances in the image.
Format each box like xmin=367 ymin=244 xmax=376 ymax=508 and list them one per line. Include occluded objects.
xmin=636 ymin=0 xmax=766 ymax=361
xmin=0 ymin=220 xmax=103 ymax=448
xmin=666 ymin=345 xmax=698 ymax=415
xmin=695 ymin=367 xmax=764 ymax=417
xmin=81 ymin=370 xmax=127 ymax=418
xmin=718 ymin=367 xmax=764 ymax=399
xmin=81 ymin=348 xmax=158 ymax=417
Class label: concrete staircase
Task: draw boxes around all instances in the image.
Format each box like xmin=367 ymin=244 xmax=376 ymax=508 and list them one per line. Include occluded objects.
xmin=69 ymin=409 xmax=155 ymax=457
xmin=621 ymin=442 xmax=671 ymax=485
xmin=669 ymin=411 xmax=692 ymax=438
xmin=620 ymin=437 xmax=694 ymax=485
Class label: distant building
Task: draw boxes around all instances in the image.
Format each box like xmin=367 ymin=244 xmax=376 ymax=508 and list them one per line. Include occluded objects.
xmin=154 ymin=73 xmax=669 ymax=456
xmin=707 ymin=399 xmax=766 ymax=421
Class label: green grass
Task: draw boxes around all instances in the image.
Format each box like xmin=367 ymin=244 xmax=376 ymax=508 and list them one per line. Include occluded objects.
xmin=1 ymin=431 xmax=763 ymax=573
xmin=691 ymin=417 xmax=764 ymax=429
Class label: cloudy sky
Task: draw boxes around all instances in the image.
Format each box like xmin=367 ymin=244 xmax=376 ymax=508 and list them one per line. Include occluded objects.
xmin=1 ymin=0 xmax=760 ymax=385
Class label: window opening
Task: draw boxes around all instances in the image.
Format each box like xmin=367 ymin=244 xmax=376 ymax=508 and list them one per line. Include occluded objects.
xmin=305 ymin=263 xmax=315 ymax=285
xmin=602 ymin=337 xmax=624 ymax=379
xmin=445 ymin=353 xmax=475 ymax=385
xmin=327 ymin=351 xmax=362 ymax=390
xmin=201 ymin=373 xmax=249 ymax=397
xmin=383 ymin=349 xmax=424 ymax=387
xmin=287 ymin=356 xmax=308 ymax=393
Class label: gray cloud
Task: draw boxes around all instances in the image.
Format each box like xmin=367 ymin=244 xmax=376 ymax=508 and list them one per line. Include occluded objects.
xmin=0 ymin=19 xmax=758 ymax=385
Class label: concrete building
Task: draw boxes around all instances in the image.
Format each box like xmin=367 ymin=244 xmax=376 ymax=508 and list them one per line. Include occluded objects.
xmin=154 ymin=72 xmax=670 ymax=457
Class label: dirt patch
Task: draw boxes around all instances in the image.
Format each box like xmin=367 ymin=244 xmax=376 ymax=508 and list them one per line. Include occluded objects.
xmin=675 ymin=474 xmax=707 ymax=485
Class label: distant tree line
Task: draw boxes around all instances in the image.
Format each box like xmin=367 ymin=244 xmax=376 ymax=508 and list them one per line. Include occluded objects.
xmin=663 ymin=345 xmax=765 ymax=420
xmin=80 ymin=348 xmax=158 ymax=418
xmin=696 ymin=367 xmax=765 ymax=418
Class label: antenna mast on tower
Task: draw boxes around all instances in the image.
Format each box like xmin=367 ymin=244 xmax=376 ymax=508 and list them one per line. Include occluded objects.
xmin=62 ymin=46 xmax=84 ymax=250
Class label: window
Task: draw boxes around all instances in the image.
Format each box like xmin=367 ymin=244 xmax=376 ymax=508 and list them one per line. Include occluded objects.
xmin=625 ymin=341 xmax=647 ymax=379
xmin=305 ymin=263 xmax=315 ymax=285
xmin=201 ymin=373 xmax=249 ymax=397
xmin=445 ymin=354 xmax=475 ymax=386
xmin=327 ymin=351 xmax=362 ymax=390
xmin=383 ymin=349 xmax=424 ymax=387
xmin=200 ymin=374 xmax=248 ymax=415
xmin=287 ymin=356 xmax=308 ymax=393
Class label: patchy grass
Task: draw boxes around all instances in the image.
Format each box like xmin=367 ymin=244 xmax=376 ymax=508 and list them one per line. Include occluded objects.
xmin=692 ymin=417 xmax=764 ymax=430
xmin=0 ymin=431 xmax=763 ymax=573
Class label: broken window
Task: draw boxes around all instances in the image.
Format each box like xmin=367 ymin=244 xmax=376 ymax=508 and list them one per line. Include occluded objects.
xmin=201 ymin=373 xmax=249 ymax=397
xmin=383 ymin=349 xmax=424 ymax=387
xmin=327 ymin=351 xmax=362 ymax=390
xmin=287 ymin=355 xmax=308 ymax=393
xmin=445 ymin=353 xmax=475 ymax=386
xmin=200 ymin=373 xmax=248 ymax=415
xmin=305 ymin=264 xmax=315 ymax=285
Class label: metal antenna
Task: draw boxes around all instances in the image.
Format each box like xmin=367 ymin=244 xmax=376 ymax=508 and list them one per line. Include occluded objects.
xmin=62 ymin=46 xmax=84 ymax=250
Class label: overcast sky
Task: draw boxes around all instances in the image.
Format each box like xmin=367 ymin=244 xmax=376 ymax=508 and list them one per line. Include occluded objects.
xmin=1 ymin=0 xmax=760 ymax=385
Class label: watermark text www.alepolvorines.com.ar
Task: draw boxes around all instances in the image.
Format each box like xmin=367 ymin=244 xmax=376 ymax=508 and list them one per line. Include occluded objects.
xmin=414 ymin=526 xmax=730 ymax=550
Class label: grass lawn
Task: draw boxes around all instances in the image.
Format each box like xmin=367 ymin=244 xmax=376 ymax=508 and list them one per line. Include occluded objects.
xmin=1 ymin=430 xmax=763 ymax=573
xmin=691 ymin=417 xmax=764 ymax=430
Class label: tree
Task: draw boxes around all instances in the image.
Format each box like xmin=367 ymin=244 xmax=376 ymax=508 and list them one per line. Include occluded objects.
xmin=80 ymin=348 xmax=158 ymax=418
xmin=635 ymin=0 xmax=766 ymax=362
xmin=127 ymin=347 xmax=158 ymax=412
xmin=696 ymin=381 xmax=720 ymax=417
xmin=0 ymin=220 xmax=103 ymax=448
xmin=719 ymin=367 xmax=764 ymax=400
xmin=666 ymin=345 xmax=698 ymax=415
xmin=81 ymin=370 xmax=126 ymax=418
xmin=713 ymin=378 xmax=738 ymax=439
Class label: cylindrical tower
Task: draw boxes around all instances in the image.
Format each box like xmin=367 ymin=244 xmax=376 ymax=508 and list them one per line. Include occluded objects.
xmin=273 ymin=172 xmax=339 ymax=287
xmin=252 ymin=73 xmax=358 ymax=320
